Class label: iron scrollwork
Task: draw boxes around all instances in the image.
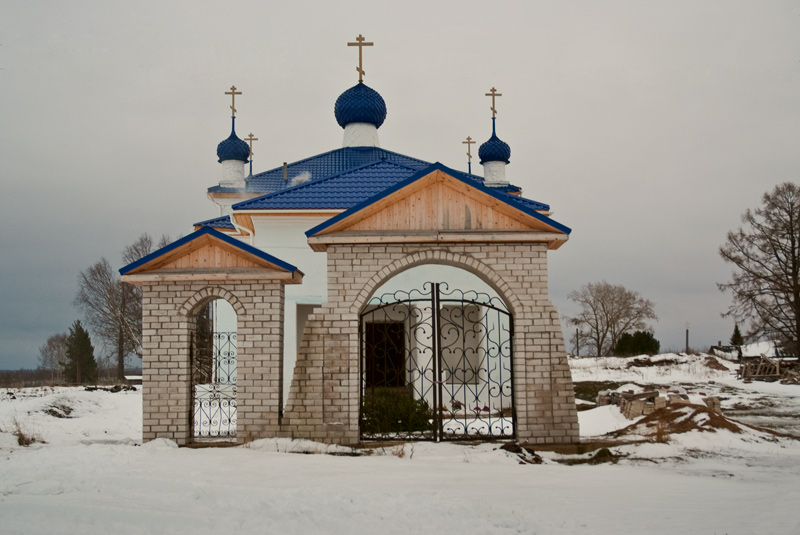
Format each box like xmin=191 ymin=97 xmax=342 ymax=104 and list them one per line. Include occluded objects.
xmin=192 ymin=331 xmax=237 ymax=438
xmin=360 ymin=282 xmax=514 ymax=442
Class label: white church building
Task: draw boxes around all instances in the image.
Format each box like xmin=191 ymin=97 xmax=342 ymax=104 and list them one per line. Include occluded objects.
xmin=121 ymin=36 xmax=579 ymax=446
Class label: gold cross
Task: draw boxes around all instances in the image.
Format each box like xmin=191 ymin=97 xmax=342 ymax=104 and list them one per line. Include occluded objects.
xmin=225 ymin=85 xmax=242 ymax=117
xmin=245 ymin=133 xmax=258 ymax=158
xmin=462 ymin=136 xmax=475 ymax=162
xmin=485 ymin=87 xmax=502 ymax=118
xmin=347 ymin=34 xmax=373 ymax=83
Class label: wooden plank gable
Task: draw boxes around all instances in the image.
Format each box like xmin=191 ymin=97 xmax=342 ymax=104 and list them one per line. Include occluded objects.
xmin=120 ymin=228 xmax=303 ymax=284
xmin=145 ymin=236 xmax=268 ymax=271
xmin=315 ymin=169 xmax=565 ymax=235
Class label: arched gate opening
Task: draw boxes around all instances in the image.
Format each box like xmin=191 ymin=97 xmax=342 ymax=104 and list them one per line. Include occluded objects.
xmin=190 ymin=298 xmax=238 ymax=440
xmin=359 ymin=267 xmax=514 ymax=442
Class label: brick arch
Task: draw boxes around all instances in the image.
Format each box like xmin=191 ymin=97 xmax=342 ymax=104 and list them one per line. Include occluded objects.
xmin=178 ymin=286 xmax=246 ymax=317
xmin=350 ymin=249 xmax=522 ymax=316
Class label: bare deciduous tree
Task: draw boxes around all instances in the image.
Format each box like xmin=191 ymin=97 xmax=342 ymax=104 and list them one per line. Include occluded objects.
xmin=38 ymin=333 xmax=68 ymax=383
xmin=74 ymin=234 xmax=171 ymax=381
xmin=568 ymin=281 xmax=657 ymax=357
xmin=719 ymin=182 xmax=800 ymax=353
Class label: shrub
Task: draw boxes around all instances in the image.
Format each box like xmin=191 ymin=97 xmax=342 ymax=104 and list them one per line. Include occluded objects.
xmin=361 ymin=387 xmax=433 ymax=435
xmin=615 ymin=331 xmax=660 ymax=356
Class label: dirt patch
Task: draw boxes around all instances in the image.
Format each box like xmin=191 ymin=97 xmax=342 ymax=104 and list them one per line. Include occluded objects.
xmin=704 ymin=356 xmax=729 ymax=371
xmin=45 ymin=403 xmax=73 ymax=418
xmin=500 ymin=442 xmax=544 ymax=464
xmin=555 ymin=447 xmax=626 ymax=465
xmin=84 ymin=385 xmax=137 ymax=393
xmin=573 ymin=381 xmax=625 ymax=402
xmin=626 ymin=358 xmax=678 ymax=368
xmin=614 ymin=404 xmax=743 ymax=440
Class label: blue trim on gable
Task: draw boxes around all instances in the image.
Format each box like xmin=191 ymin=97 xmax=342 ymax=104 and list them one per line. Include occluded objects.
xmin=305 ymin=162 xmax=571 ymax=238
xmin=119 ymin=227 xmax=299 ymax=276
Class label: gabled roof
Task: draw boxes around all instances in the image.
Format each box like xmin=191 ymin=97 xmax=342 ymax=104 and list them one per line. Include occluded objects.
xmin=209 ymin=145 xmax=524 ymax=197
xmin=305 ymin=162 xmax=570 ymax=250
xmin=231 ymin=158 xmax=546 ymax=213
xmin=119 ymin=227 xmax=302 ymax=283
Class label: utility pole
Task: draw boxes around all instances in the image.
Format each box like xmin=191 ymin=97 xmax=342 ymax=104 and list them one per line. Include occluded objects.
xmin=685 ymin=322 xmax=690 ymax=353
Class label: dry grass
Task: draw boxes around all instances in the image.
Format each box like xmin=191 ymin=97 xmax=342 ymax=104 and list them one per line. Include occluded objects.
xmin=9 ymin=417 xmax=44 ymax=447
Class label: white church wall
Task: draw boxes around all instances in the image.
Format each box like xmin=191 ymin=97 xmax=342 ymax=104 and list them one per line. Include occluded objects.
xmin=251 ymin=215 xmax=331 ymax=403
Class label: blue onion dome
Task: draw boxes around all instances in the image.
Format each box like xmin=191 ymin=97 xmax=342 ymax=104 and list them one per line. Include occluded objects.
xmin=334 ymin=82 xmax=387 ymax=129
xmin=216 ymin=124 xmax=250 ymax=163
xmin=478 ymin=122 xmax=511 ymax=164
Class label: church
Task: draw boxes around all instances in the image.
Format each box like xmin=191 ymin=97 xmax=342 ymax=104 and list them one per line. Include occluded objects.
xmin=120 ymin=35 xmax=579 ymax=446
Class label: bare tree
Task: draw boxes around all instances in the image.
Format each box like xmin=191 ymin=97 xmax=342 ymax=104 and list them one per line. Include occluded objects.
xmin=719 ymin=182 xmax=800 ymax=353
xmin=568 ymin=281 xmax=657 ymax=357
xmin=74 ymin=234 xmax=171 ymax=381
xmin=38 ymin=333 xmax=68 ymax=383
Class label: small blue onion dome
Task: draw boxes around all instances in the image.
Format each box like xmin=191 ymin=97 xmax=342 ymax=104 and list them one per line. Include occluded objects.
xmin=479 ymin=121 xmax=511 ymax=164
xmin=334 ymin=82 xmax=387 ymax=129
xmin=216 ymin=124 xmax=250 ymax=163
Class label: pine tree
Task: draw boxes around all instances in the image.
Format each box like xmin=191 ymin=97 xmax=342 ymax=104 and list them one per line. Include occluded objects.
xmin=730 ymin=324 xmax=744 ymax=346
xmin=614 ymin=330 xmax=660 ymax=356
xmin=63 ymin=320 xmax=98 ymax=384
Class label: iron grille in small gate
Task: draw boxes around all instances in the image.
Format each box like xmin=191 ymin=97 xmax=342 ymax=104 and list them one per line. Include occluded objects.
xmin=191 ymin=331 xmax=237 ymax=439
xmin=360 ymin=282 xmax=514 ymax=441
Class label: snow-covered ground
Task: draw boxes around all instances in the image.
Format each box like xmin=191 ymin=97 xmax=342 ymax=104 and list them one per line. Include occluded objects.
xmin=1 ymin=355 xmax=799 ymax=535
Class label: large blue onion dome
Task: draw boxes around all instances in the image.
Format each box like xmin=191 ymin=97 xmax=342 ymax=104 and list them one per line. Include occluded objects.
xmin=478 ymin=121 xmax=511 ymax=164
xmin=216 ymin=122 xmax=250 ymax=163
xmin=334 ymin=82 xmax=387 ymax=129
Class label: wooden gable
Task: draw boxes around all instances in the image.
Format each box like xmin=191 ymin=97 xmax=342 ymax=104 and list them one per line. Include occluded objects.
xmin=307 ymin=168 xmax=569 ymax=251
xmin=121 ymin=230 xmax=302 ymax=284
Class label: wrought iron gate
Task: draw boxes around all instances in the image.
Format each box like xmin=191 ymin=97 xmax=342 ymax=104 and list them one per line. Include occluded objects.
xmin=360 ymin=282 xmax=513 ymax=441
xmin=190 ymin=330 xmax=237 ymax=439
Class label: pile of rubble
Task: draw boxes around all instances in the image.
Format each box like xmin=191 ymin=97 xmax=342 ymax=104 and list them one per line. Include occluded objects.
xmin=597 ymin=388 xmax=721 ymax=420
xmin=738 ymin=356 xmax=800 ymax=385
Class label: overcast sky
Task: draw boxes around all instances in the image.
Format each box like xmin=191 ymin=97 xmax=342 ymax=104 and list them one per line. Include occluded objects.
xmin=1 ymin=1 xmax=799 ymax=369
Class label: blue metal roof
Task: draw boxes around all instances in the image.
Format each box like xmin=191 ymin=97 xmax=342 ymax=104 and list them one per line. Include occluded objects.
xmin=232 ymin=156 xmax=549 ymax=212
xmin=210 ymin=146 xmax=432 ymax=195
xmin=233 ymin=160 xmax=421 ymax=210
xmin=334 ymin=83 xmax=387 ymax=128
xmin=119 ymin=227 xmax=299 ymax=276
xmin=305 ymin=162 xmax=569 ymax=238
xmin=194 ymin=215 xmax=235 ymax=230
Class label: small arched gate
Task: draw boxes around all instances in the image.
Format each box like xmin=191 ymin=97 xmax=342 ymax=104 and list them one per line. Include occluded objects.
xmin=359 ymin=282 xmax=514 ymax=441
xmin=190 ymin=299 xmax=237 ymax=440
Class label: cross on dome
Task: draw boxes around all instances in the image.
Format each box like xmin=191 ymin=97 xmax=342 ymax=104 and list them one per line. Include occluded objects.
xmin=225 ymin=85 xmax=242 ymax=117
xmin=348 ymin=34 xmax=374 ymax=83
xmin=485 ymin=87 xmax=502 ymax=118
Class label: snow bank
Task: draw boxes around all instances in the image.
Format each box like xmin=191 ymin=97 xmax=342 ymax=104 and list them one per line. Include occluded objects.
xmin=1 ymin=365 xmax=799 ymax=535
